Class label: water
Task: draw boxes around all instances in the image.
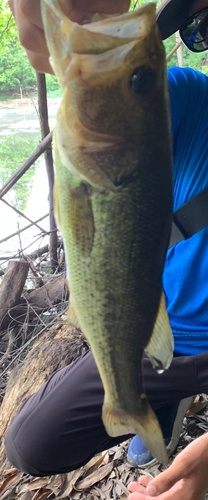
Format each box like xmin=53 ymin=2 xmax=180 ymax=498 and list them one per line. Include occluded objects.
xmin=0 ymin=100 xmax=61 ymax=269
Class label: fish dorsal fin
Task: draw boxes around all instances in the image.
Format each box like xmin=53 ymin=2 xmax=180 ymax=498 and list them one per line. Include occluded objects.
xmin=145 ymin=292 xmax=174 ymax=373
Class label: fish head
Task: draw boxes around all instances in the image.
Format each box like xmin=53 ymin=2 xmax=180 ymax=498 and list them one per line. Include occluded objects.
xmin=41 ymin=1 xmax=171 ymax=190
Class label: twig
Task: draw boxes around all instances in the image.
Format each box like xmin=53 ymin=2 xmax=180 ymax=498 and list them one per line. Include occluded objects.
xmin=0 ymin=131 xmax=53 ymax=200
xmin=1 ymin=198 xmax=47 ymax=234
xmin=166 ymin=40 xmax=182 ymax=62
xmin=0 ymin=305 xmax=68 ymax=380
xmin=0 ymin=213 xmax=49 ymax=244
xmin=0 ymin=14 xmax=13 ymax=42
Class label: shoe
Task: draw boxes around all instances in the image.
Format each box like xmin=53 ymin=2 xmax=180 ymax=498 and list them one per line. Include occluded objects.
xmin=127 ymin=396 xmax=193 ymax=468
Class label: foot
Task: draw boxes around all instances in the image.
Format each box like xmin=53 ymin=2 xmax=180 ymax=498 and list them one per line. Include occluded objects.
xmin=127 ymin=396 xmax=193 ymax=467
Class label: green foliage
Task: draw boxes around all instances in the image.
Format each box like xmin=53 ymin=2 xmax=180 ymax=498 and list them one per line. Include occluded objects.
xmin=0 ymin=134 xmax=41 ymax=211
xmin=0 ymin=36 xmax=37 ymax=92
xmin=0 ymin=0 xmax=207 ymax=94
xmin=45 ymin=74 xmax=62 ymax=97
xmin=0 ymin=0 xmax=17 ymax=50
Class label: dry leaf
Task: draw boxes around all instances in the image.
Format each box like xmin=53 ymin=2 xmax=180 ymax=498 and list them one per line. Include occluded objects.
xmin=116 ymin=480 xmax=129 ymax=497
xmin=90 ymin=486 xmax=106 ymax=500
xmin=0 ymin=471 xmax=23 ymax=495
xmin=186 ymin=395 xmax=207 ymax=417
xmin=31 ymin=488 xmax=51 ymax=500
xmin=75 ymin=462 xmax=114 ymax=491
xmin=27 ymin=478 xmax=51 ymax=491
xmin=0 ymin=485 xmax=17 ymax=500
xmin=114 ymin=448 xmax=124 ymax=461
xmin=19 ymin=492 xmax=34 ymax=500
xmin=69 ymin=490 xmax=82 ymax=499
xmin=85 ymin=453 xmax=108 ymax=477
xmin=59 ymin=469 xmax=83 ymax=497
xmin=2 ymin=468 xmax=19 ymax=479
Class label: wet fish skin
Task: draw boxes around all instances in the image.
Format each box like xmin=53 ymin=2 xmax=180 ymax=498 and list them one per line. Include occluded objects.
xmin=41 ymin=0 xmax=173 ymax=464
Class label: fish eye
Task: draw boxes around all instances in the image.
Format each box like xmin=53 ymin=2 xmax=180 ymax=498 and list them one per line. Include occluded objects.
xmin=129 ymin=66 xmax=156 ymax=95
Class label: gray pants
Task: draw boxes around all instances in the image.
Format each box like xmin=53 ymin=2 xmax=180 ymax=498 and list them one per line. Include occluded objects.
xmin=5 ymin=349 xmax=207 ymax=476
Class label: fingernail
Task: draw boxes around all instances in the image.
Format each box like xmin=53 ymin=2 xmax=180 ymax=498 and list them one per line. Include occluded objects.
xmin=146 ymin=485 xmax=158 ymax=496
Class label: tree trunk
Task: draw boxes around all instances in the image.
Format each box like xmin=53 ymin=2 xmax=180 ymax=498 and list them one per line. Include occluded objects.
xmin=0 ymin=322 xmax=89 ymax=471
xmin=36 ymin=72 xmax=58 ymax=272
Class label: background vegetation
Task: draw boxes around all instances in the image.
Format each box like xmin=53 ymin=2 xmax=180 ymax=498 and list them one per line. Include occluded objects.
xmin=0 ymin=0 xmax=208 ymax=99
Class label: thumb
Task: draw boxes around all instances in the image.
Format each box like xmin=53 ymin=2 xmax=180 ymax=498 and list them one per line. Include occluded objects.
xmin=146 ymin=462 xmax=183 ymax=496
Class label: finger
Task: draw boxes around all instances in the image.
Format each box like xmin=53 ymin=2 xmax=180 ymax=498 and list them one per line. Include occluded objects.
xmin=26 ymin=50 xmax=54 ymax=74
xmin=147 ymin=461 xmax=185 ymax=495
xmin=58 ymin=0 xmax=130 ymax=22
xmin=139 ymin=477 xmax=152 ymax=488
xmin=128 ymin=482 xmax=147 ymax=494
xmin=18 ymin=0 xmax=43 ymax=29
xmin=129 ymin=493 xmax=147 ymax=500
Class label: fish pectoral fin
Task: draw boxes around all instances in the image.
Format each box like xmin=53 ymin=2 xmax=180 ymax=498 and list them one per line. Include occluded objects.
xmin=68 ymin=182 xmax=95 ymax=258
xmin=68 ymin=300 xmax=80 ymax=328
xmin=145 ymin=291 xmax=174 ymax=373
xmin=102 ymin=395 xmax=168 ymax=465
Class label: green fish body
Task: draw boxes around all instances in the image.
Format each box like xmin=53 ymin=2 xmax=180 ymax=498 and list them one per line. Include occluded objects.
xmin=41 ymin=0 xmax=174 ymax=464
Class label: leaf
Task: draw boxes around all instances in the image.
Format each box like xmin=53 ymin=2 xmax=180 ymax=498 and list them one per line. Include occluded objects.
xmin=19 ymin=492 xmax=34 ymax=500
xmin=115 ymin=480 xmax=129 ymax=497
xmin=85 ymin=452 xmax=108 ymax=477
xmin=58 ymin=469 xmax=83 ymax=497
xmin=27 ymin=478 xmax=51 ymax=492
xmin=0 ymin=485 xmax=17 ymax=500
xmin=31 ymin=489 xmax=52 ymax=500
xmin=0 ymin=471 xmax=23 ymax=494
xmin=114 ymin=447 xmax=124 ymax=461
xmin=75 ymin=462 xmax=114 ymax=491
xmin=2 ymin=467 xmax=19 ymax=478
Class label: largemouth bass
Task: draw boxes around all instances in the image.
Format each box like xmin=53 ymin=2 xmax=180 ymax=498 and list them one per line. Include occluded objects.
xmin=41 ymin=0 xmax=174 ymax=464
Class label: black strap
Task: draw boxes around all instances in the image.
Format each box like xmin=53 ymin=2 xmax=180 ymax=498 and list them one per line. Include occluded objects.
xmin=168 ymin=187 xmax=208 ymax=248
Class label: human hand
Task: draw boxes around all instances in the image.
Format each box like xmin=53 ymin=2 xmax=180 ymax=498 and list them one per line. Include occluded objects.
xmin=8 ymin=0 xmax=130 ymax=74
xmin=128 ymin=433 xmax=208 ymax=500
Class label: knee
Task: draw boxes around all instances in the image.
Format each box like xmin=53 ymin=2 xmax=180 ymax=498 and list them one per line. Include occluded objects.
xmin=5 ymin=421 xmax=41 ymax=476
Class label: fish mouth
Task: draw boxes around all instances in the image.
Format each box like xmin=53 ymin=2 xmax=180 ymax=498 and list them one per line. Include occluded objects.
xmin=41 ymin=1 xmax=161 ymax=87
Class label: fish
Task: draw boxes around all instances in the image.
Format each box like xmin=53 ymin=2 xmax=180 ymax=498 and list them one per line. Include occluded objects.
xmin=41 ymin=0 xmax=174 ymax=464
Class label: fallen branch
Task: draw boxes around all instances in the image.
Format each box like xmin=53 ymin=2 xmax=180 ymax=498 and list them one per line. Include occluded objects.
xmin=0 ymin=260 xmax=29 ymax=331
xmin=0 ymin=272 xmax=68 ymax=333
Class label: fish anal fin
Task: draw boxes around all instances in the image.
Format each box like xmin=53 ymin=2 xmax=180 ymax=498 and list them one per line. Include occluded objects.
xmin=67 ymin=182 xmax=94 ymax=258
xmin=145 ymin=291 xmax=174 ymax=373
xmin=102 ymin=395 xmax=168 ymax=465
xmin=68 ymin=300 xmax=80 ymax=328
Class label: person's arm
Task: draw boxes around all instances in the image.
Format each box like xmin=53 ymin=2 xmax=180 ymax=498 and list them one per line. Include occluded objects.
xmin=8 ymin=0 xmax=130 ymax=74
xmin=128 ymin=433 xmax=208 ymax=500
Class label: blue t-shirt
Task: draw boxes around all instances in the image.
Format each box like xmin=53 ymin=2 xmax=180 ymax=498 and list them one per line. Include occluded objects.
xmin=164 ymin=67 xmax=208 ymax=355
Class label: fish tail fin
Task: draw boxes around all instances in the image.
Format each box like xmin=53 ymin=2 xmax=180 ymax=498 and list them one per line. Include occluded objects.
xmin=102 ymin=395 xmax=168 ymax=465
xmin=145 ymin=291 xmax=174 ymax=373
